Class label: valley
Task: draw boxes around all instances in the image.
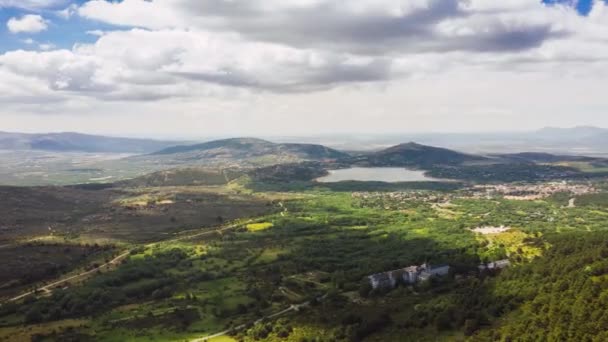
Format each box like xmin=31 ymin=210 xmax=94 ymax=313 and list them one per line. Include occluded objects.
xmin=3 ymin=2 xmax=607 ymax=340
xmin=1 ymin=136 xmax=608 ymax=341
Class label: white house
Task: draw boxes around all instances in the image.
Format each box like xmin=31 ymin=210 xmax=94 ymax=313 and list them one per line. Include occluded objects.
xmin=479 ymin=259 xmax=510 ymax=271
xmin=367 ymin=263 xmax=451 ymax=289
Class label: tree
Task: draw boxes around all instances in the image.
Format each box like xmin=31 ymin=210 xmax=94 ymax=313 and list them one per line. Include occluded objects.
xmin=25 ymin=308 xmax=43 ymax=324
xmin=359 ymin=281 xmax=372 ymax=298
xmin=464 ymin=319 xmax=479 ymax=336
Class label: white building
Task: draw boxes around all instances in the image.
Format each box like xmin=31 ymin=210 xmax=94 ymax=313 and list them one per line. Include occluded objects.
xmin=479 ymin=259 xmax=510 ymax=271
xmin=367 ymin=263 xmax=451 ymax=289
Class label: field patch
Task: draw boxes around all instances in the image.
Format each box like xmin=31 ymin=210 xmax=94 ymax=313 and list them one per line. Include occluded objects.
xmin=246 ymin=222 xmax=274 ymax=232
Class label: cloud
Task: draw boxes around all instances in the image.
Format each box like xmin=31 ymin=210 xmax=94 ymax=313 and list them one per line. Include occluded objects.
xmin=2 ymin=0 xmax=608 ymax=139
xmin=0 ymin=0 xmax=67 ymax=10
xmin=15 ymin=1 xmax=583 ymax=97
xmin=39 ymin=43 xmax=56 ymax=51
xmin=56 ymin=4 xmax=78 ymax=19
xmin=77 ymin=0 xmax=569 ymax=55
xmin=0 ymin=28 xmax=398 ymax=100
xmin=0 ymin=49 xmax=111 ymax=93
xmin=7 ymin=14 xmax=49 ymax=34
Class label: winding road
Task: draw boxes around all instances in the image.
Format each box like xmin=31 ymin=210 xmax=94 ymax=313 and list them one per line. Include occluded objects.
xmin=191 ymin=303 xmax=306 ymax=342
xmin=6 ymin=250 xmax=131 ymax=303
xmin=190 ymin=293 xmax=328 ymax=342
xmin=1 ymin=220 xmax=250 ymax=305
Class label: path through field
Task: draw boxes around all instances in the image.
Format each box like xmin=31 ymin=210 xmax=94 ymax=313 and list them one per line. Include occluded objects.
xmin=5 ymin=250 xmax=131 ymax=303
xmin=190 ymin=293 xmax=328 ymax=342
xmin=1 ymin=220 xmax=250 ymax=305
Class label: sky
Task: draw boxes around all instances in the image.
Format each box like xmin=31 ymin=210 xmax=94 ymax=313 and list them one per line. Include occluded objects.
xmin=0 ymin=0 xmax=607 ymax=139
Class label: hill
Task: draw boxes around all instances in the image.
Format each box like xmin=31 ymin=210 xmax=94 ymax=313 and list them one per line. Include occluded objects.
xmin=358 ymin=142 xmax=488 ymax=168
xmin=0 ymin=131 xmax=181 ymax=154
xmin=116 ymin=167 xmax=244 ymax=187
xmin=139 ymin=137 xmax=349 ymax=166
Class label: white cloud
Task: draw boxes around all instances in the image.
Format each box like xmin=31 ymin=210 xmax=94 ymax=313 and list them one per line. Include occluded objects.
xmin=2 ymin=0 xmax=608 ymax=135
xmin=7 ymin=14 xmax=49 ymax=34
xmin=0 ymin=0 xmax=66 ymax=10
xmin=75 ymin=0 xmax=575 ymax=54
xmin=0 ymin=28 xmax=395 ymax=101
xmin=39 ymin=43 xmax=56 ymax=51
xmin=78 ymin=0 xmax=179 ymax=29
xmin=56 ymin=4 xmax=78 ymax=19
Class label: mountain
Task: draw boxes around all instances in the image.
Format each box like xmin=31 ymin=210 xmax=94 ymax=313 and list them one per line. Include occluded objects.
xmin=142 ymin=137 xmax=349 ymax=166
xmin=0 ymin=131 xmax=182 ymax=154
xmin=299 ymin=127 xmax=608 ymax=155
xmin=360 ymin=142 xmax=488 ymax=168
xmin=115 ymin=167 xmax=245 ymax=187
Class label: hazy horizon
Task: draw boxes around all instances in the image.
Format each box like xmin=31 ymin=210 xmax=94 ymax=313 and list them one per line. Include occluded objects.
xmin=1 ymin=125 xmax=606 ymax=141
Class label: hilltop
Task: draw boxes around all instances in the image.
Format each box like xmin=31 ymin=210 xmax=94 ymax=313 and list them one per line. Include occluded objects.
xmin=136 ymin=137 xmax=349 ymax=167
xmin=357 ymin=142 xmax=487 ymax=168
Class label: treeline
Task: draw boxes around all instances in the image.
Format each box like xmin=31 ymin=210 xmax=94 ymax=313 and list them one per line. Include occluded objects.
xmin=390 ymin=231 xmax=608 ymax=339
xmin=471 ymin=231 xmax=608 ymax=341
xmin=8 ymin=248 xmax=200 ymax=324
xmin=426 ymin=163 xmax=608 ymax=183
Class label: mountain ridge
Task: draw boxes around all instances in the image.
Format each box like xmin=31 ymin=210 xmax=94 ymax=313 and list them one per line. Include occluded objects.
xmin=142 ymin=137 xmax=349 ymax=165
xmin=0 ymin=131 xmax=182 ymax=154
xmin=358 ymin=141 xmax=488 ymax=167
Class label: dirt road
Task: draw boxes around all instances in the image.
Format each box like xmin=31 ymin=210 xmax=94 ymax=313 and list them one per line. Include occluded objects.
xmin=2 ymin=220 xmax=250 ymax=305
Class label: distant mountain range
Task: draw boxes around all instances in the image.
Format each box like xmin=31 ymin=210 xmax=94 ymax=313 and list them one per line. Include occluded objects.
xmin=134 ymin=137 xmax=349 ymax=166
xmin=3 ymin=129 xmax=608 ymax=186
xmin=282 ymin=126 xmax=608 ymax=155
xmin=134 ymin=138 xmax=496 ymax=171
xmin=0 ymin=131 xmax=182 ymax=154
xmin=4 ymin=126 xmax=608 ymax=155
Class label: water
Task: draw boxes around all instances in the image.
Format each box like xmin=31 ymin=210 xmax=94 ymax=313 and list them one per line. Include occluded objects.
xmin=315 ymin=167 xmax=446 ymax=183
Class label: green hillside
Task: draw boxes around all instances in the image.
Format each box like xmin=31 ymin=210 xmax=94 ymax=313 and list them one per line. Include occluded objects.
xmin=359 ymin=142 xmax=487 ymax=168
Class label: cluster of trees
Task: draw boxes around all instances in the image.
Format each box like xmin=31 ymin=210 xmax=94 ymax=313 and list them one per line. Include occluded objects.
xmin=16 ymin=248 xmax=192 ymax=323
xmin=471 ymin=231 xmax=608 ymax=340
xmin=234 ymin=192 xmax=608 ymax=340
xmin=245 ymin=318 xmax=294 ymax=340
xmin=273 ymin=231 xmax=608 ymax=341
xmin=0 ymin=242 xmax=114 ymax=292
xmin=426 ymin=163 xmax=601 ymax=182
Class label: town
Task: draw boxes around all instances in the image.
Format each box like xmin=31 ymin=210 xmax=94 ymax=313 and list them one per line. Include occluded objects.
xmin=468 ymin=181 xmax=597 ymax=200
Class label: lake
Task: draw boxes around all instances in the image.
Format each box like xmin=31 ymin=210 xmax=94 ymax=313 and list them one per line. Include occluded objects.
xmin=315 ymin=167 xmax=447 ymax=183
